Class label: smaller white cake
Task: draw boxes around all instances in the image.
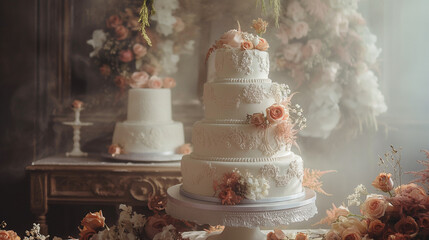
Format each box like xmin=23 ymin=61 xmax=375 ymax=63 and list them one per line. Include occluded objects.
xmin=112 ymin=88 xmax=184 ymax=154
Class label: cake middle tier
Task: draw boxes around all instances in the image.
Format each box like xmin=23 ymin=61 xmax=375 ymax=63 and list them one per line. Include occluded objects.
xmin=203 ymin=81 xmax=286 ymax=122
xmin=192 ymin=121 xmax=290 ymax=158
xmin=113 ymin=121 xmax=184 ymax=154
xmin=181 ymin=153 xmax=304 ymax=199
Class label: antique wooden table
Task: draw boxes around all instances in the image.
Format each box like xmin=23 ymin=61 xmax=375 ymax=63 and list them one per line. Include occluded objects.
xmin=26 ymin=155 xmax=181 ymax=235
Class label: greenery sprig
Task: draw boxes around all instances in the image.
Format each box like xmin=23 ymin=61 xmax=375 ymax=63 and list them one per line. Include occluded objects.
xmin=138 ymin=0 xmax=155 ymax=46
xmin=256 ymin=0 xmax=281 ymax=27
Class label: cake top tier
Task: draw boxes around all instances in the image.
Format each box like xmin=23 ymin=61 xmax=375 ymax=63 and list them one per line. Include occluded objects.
xmin=207 ymin=28 xmax=270 ymax=82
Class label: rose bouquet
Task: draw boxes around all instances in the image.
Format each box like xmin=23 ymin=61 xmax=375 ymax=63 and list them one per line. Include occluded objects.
xmin=87 ymin=0 xmax=196 ymax=95
xmin=273 ymin=0 xmax=387 ymax=139
xmin=318 ymin=147 xmax=429 ymax=240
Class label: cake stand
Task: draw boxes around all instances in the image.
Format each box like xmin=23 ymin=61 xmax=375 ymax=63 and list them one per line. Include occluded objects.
xmin=62 ymin=108 xmax=93 ymax=157
xmin=166 ymin=184 xmax=317 ymax=240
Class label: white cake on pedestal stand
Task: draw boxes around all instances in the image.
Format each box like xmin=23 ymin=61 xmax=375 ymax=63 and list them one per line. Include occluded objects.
xmin=167 ymin=185 xmax=317 ymax=240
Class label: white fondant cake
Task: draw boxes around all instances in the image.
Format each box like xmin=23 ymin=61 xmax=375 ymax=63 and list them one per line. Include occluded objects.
xmin=181 ymin=29 xmax=305 ymax=204
xmin=112 ymin=88 xmax=184 ymax=154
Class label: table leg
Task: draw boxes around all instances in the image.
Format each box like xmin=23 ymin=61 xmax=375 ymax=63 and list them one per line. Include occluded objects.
xmin=30 ymin=173 xmax=48 ymax=235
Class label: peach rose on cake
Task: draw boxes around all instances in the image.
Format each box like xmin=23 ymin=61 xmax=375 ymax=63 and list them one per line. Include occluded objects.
xmin=266 ymin=104 xmax=288 ymax=124
xmin=129 ymin=71 xmax=150 ymax=88
xmin=255 ymin=37 xmax=269 ymax=51
xmin=361 ymin=194 xmax=388 ymax=219
xmin=163 ymin=77 xmax=176 ymax=88
xmin=372 ymin=173 xmax=394 ymax=192
xmin=216 ymin=30 xmax=243 ymax=48
xmin=81 ymin=210 xmax=105 ymax=231
xmin=106 ymin=15 xmax=122 ymax=29
xmin=119 ymin=49 xmax=133 ymax=63
xmin=114 ymin=25 xmax=129 ymax=41
xmin=241 ymin=40 xmax=254 ymax=50
xmin=133 ymin=44 xmax=147 ymax=59
xmin=148 ymin=76 xmax=163 ymax=89
xmin=250 ymin=113 xmax=266 ymax=128
xmin=394 ymin=216 xmax=419 ymax=238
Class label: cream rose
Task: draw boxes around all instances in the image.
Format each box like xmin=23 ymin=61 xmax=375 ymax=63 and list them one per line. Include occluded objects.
xmin=341 ymin=227 xmax=362 ymax=240
xmin=325 ymin=230 xmax=341 ymax=240
xmin=217 ymin=30 xmax=243 ymax=48
xmin=148 ymin=76 xmax=163 ymax=89
xmin=129 ymin=71 xmax=149 ymax=88
xmin=372 ymin=173 xmax=394 ymax=192
xmin=163 ymin=77 xmax=176 ymax=88
xmin=266 ymin=104 xmax=288 ymax=124
xmin=361 ymin=194 xmax=387 ymax=219
xmin=133 ymin=44 xmax=147 ymax=59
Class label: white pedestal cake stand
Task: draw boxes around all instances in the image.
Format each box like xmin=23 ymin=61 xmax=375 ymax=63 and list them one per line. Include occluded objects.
xmin=62 ymin=108 xmax=93 ymax=157
xmin=166 ymin=184 xmax=317 ymax=240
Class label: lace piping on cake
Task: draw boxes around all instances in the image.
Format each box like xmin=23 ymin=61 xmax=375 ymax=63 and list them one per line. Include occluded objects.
xmin=215 ymin=78 xmax=271 ymax=83
xmin=236 ymin=83 xmax=284 ymax=107
xmin=189 ymin=154 xmax=288 ymax=163
xmin=260 ymin=160 xmax=304 ymax=187
xmin=202 ymin=119 xmax=248 ymax=124
xmin=192 ymin=125 xmax=288 ymax=157
xmin=122 ymin=128 xmax=163 ymax=149
xmin=221 ymin=202 xmax=317 ymax=228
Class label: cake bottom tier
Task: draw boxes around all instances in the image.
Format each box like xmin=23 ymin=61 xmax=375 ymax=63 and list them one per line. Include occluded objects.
xmin=181 ymin=153 xmax=304 ymax=201
xmin=112 ymin=121 xmax=184 ymax=154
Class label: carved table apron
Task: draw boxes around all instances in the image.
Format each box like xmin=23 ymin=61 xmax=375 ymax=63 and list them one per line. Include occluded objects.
xmin=26 ymin=155 xmax=181 ymax=235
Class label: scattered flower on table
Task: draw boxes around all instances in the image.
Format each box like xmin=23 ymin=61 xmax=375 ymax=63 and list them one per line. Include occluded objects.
xmin=108 ymin=144 xmax=124 ymax=156
xmin=176 ymin=143 xmax=193 ymax=155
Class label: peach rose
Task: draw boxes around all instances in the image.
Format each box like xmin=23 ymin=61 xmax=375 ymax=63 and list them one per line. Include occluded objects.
xmin=289 ymin=21 xmax=309 ymax=39
xmin=417 ymin=213 xmax=429 ymax=228
xmin=106 ymin=15 xmax=122 ymax=29
xmin=217 ymin=30 xmax=243 ymax=48
xmin=79 ymin=226 xmax=96 ymax=240
xmin=266 ymin=104 xmax=288 ymax=124
xmin=163 ymin=77 xmax=176 ymax=88
xmin=252 ymin=18 xmax=268 ymax=35
xmin=295 ymin=232 xmax=308 ymax=240
xmin=72 ymin=100 xmax=83 ymax=109
xmin=368 ymin=219 xmax=385 ymax=237
xmin=99 ymin=64 xmax=111 ymax=77
xmin=127 ymin=18 xmax=140 ymax=31
xmin=129 ymin=71 xmax=149 ymax=88
xmin=148 ymin=76 xmax=163 ymax=89
xmin=176 ymin=143 xmax=192 ymax=155
xmin=144 ymin=215 xmax=168 ymax=240
xmin=119 ymin=49 xmax=133 ymax=62
xmin=395 ymin=183 xmax=427 ymax=202
xmin=250 ymin=113 xmax=266 ymax=128
xmin=341 ymin=217 xmax=368 ymax=235
xmin=114 ymin=76 xmax=127 ymax=89
xmin=108 ymin=144 xmax=123 ymax=156
xmin=372 ymin=173 xmax=394 ymax=192
xmin=0 ymin=230 xmax=20 ymax=240
xmin=325 ymin=230 xmax=341 ymax=240
xmin=241 ymin=40 xmax=254 ymax=50
xmin=361 ymin=194 xmax=387 ymax=219
xmin=342 ymin=227 xmax=362 ymax=240
xmin=394 ymin=216 xmax=419 ymax=238
xmin=266 ymin=229 xmax=286 ymax=240
xmin=255 ymin=38 xmax=270 ymax=51
xmin=114 ymin=25 xmax=129 ymax=41
xmin=81 ymin=210 xmax=105 ymax=231
xmin=133 ymin=44 xmax=147 ymax=59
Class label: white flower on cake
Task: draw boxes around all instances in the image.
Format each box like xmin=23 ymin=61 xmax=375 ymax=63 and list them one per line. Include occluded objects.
xmin=240 ymin=172 xmax=270 ymax=200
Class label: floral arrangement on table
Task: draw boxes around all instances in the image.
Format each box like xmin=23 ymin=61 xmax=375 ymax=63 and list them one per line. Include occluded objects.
xmin=272 ymin=0 xmax=387 ymax=139
xmin=205 ymin=18 xmax=270 ymax=63
xmin=316 ymin=146 xmax=429 ymax=240
xmin=87 ymin=0 xmax=196 ymax=95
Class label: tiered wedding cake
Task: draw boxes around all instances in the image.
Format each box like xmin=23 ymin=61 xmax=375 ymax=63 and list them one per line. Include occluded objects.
xmin=112 ymin=88 xmax=185 ymax=155
xmin=181 ymin=28 xmax=306 ymax=204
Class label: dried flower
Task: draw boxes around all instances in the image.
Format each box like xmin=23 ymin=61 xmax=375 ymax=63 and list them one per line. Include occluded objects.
xmin=148 ymin=194 xmax=167 ymax=212
xmin=303 ymin=169 xmax=336 ymax=196
xmin=314 ymin=203 xmax=349 ymax=225
xmin=252 ymin=18 xmax=268 ymax=36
